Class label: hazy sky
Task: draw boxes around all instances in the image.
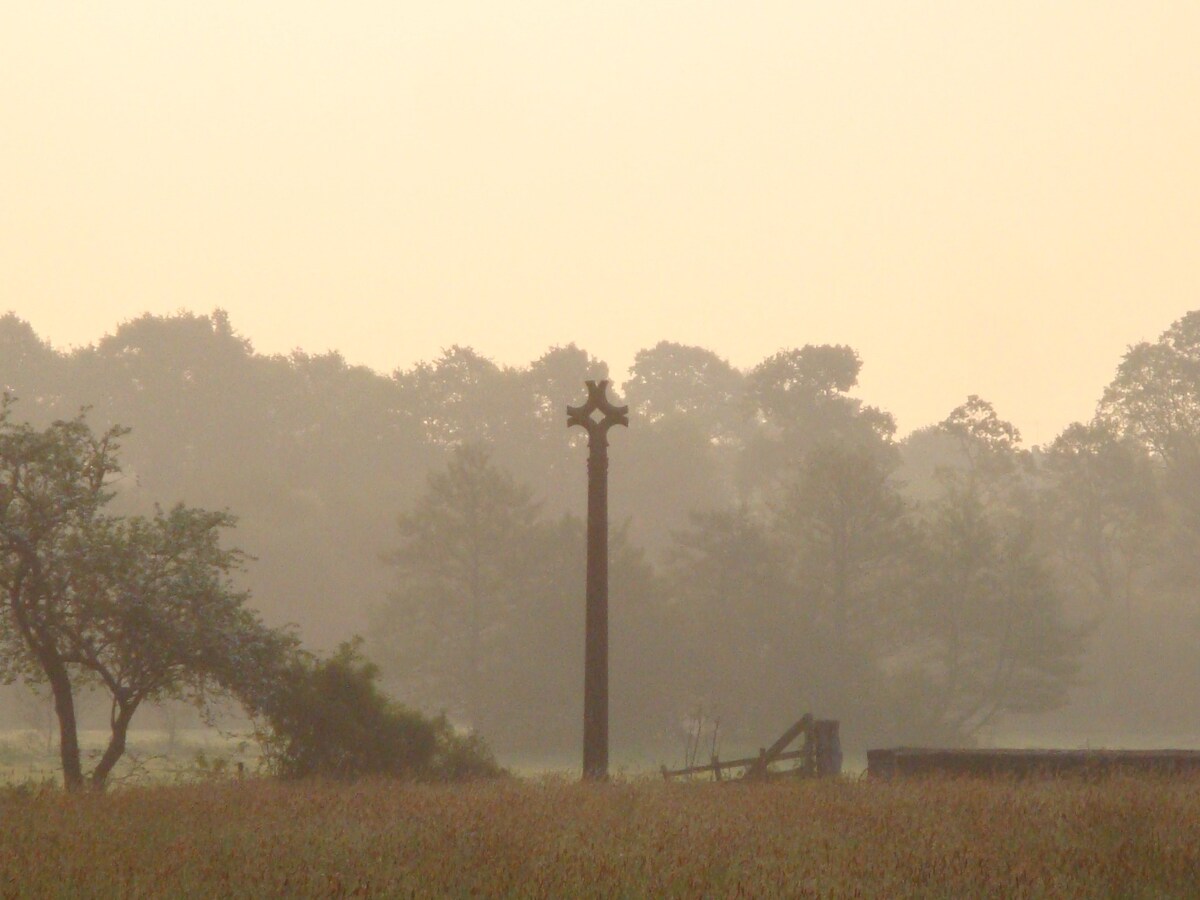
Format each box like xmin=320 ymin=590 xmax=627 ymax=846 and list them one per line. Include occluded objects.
xmin=3 ymin=3 xmax=1198 ymax=444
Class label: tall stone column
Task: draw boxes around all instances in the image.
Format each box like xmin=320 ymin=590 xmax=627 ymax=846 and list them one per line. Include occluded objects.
xmin=567 ymin=380 xmax=628 ymax=781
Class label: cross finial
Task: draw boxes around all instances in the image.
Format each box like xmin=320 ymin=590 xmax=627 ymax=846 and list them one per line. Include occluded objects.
xmin=567 ymin=380 xmax=629 ymax=437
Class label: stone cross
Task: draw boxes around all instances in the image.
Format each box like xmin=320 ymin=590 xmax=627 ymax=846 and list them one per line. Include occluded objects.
xmin=567 ymin=380 xmax=629 ymax=780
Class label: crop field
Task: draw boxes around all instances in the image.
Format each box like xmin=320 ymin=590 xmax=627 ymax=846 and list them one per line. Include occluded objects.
xmin=2 ymin=775 xmax=1200 ymax=898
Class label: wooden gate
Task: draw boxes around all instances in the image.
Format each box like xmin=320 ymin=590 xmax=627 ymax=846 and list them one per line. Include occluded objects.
xmin=661 ymin=715 xmax=841 ymax=781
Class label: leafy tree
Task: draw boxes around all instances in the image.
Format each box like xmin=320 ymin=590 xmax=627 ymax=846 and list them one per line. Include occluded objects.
xmin=1034 ymin=420 xmax=1175 ymax=734
xmin=240 ymin=346 xmax=430 ymax=641
xmin=740 ymin=345 xmax=896 ymax=500
xmin=373 ymin=444 xmax=672 ymax=758
xmin=665 ymin=506 xmax=792 ymax=741
xmin=68 ymin=505 xmax=280 ymax=787
xmin=1098 ymin=311 xmax=1200 ymax=583
xmin=375 ymin=444 xmax=542 ymax=734
xmin=744 ymin=345 xmax=894 ymax=446
xmin=49 ymin=310 xmax=434 ymax=644
xmin=904 ymin=488 xmax=1081 ymax=742
xmin=526 ymin=344 xmax=610 ymax=432
xmin=0 ymin=401 xmax=122 ymax=789
xmin=898 ymin=396 xmax=1031 ymax=514
xmin=489 ymin=513 xmax=670 ymax=757
xmin=65 ymin=310 xmax=261 ymax=500
xmin=519 ymin=344 xmax=609 ymax=518
xmin=0 ymin=314 xmax=66 ymax=416
xmin=769 ymin=443 xmax=915 ymax=744
xmin=1099 ymin=311 xmax=1200 ymax=469
xmin=398 ymin=346 xmax=524 ymax=450
xmin=616 ymin=344 xmax=744 ymax=552
xmin=774 ymin=443 xmax=913 ymax=655
xmin=1049 ymin=319 xmax=1200 ymax=735
xmin=623 ymin=341 xmax=744 ymax=439
xmin=896 ymin=400 xmax=1082 ymax=743
xmin=939 ymin=395 xmax=1027 ymax=491
xmin=617 ymin=412 xmax=726 ymax=557
xmin=0 ymin=400 xmax=291 ymax=790
xmin=603 ymin=521 xmax=677 ymax=755
xmin=1041 ymin=421 xmax=1161 ymax=611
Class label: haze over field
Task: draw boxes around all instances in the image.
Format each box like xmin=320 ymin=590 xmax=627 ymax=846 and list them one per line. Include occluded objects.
xmin=7 ymin=11 xmax=1200 ymax=897
xmin=5 ymin=0 xmax=1200 ymax=779
xmin=4 ymin=2 xmax=1200 ymax=444
xmin=5 ymin=303 xmax=1200 ymax=765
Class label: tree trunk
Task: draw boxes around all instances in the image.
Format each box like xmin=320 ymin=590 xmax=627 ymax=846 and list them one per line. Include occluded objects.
xmin=467 ymin=544 xmax=482 ymax=732
xmin=91 ymin=701 xmax=137 ymax=790
xmin=45 ymin=659 xmax=84 ymax=791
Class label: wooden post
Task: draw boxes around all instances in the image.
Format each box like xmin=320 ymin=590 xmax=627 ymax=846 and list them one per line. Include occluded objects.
xmin=802 ymin=719 xmax=816 ymax=775
xmin=814 ymin=720 xmax=842 ymax=777
xmin=751 ymin=747 xmax=767 ymax=780
xmin=568 ymin=380 xmax=628 ymax=782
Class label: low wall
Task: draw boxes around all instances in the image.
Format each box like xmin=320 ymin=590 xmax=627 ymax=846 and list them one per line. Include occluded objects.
xmin=867 ymin=748 xmax=1200 ymax=778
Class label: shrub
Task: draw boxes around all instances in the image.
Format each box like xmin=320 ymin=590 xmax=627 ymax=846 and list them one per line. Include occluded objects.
xmin=428 ymin=718 xmax=503 ymax=781
xmin=255 ymin=639 xmax=503 ymax=781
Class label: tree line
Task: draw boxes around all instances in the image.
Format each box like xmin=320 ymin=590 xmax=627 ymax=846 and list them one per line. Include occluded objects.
xmin=2 ymin=309 xmax=1198 ymax=761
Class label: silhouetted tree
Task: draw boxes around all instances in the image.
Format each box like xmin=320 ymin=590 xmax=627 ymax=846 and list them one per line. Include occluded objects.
xmin=374 ymin=444 xmax=542 ymax=734
xmin=665 ymin=506 xmax=792 ymax=741
xmin=623 ymin=341 xmax=744 ymax=439
xmin=740 ymin=345 xmax=896 ymax=500
xmin=66 ymin=310 xmax=261 ymax=500
xmin=1042 ymin=421 xmax=1161 ymax=611
xmin=1099 ymin=311 xmax=1200 ymax=471
xmin=617 ymin=344 xmax=743 ymax=552
xmin=521 ymin=344 xmax=609 ymax=517
xmin=1099 ymin=311 xmax=1200 ymax=562
xmin=896 ymin=400 xmax=1081 ymax=743
xmin=0 ymin=314 xmax=66 ymax=416
xmin=775 ymin=442 xmax=913 ymax=655
xmin=398 ymin=346 xmax=524 ymax=450
xmin=772 ymin=442 xmax=914 ymax=743
xmin=510 ymin=513 xmax=671 ymax=757
xmin=905 ymin=488 xmax=1081 ymax=742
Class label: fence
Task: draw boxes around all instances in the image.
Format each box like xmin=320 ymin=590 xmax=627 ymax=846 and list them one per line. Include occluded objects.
xmin=661 ymin=715 xmax=841 ymax=781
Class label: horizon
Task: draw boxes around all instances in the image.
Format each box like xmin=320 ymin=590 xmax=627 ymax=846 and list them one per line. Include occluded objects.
xmin=4 ymin=303 xmax=1177 ymax=447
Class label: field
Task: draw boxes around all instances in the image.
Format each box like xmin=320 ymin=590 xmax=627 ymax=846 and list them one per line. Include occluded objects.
xmin=2 ymin=775 xmax=1200 ymax=898
xmin=0 ymin=727 xmax=258 ymax=787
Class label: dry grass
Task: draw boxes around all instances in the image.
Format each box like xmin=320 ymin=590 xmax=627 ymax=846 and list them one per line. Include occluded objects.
xmin=2 ymin=775 xmax=1198 ymax=897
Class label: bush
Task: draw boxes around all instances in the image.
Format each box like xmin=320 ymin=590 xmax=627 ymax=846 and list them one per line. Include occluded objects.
xmin=256 ymin=639 xmax=503 ymax=781
xmin=428 ymin=719 xmax=502 ymax=782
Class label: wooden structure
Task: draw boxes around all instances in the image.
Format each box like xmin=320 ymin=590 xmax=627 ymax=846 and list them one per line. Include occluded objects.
xmin=868 ymin=747 xmax=1200 ymax=779
xmin=567 ymin=380 xmax=628 ymax=781
xmin=662 ymin=715 xmax=842 ymax=781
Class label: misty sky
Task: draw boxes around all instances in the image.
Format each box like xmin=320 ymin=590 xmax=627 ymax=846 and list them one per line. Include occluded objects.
xmin=3 ymin=2 xmax=1198 ymax=444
